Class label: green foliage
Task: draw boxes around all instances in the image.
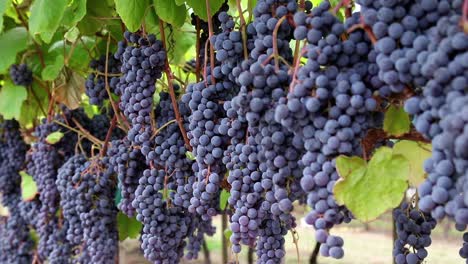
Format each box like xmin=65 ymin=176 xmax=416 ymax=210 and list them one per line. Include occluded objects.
xmin=0 ymin=27 xmax=28 ymax=74
xmin=45 ymin=131 xmax=65 ymax=144
xmin=154 ymin=0 xmax=186 ymax=28
xmin=334 ymin=147 xmax=409 ymax=222
xmin=185 ymin=0 xmax=224 ymax=21
xmin=383 ymin=105 xmax=411 ymax=136
xmin=61 ymin=0 xmax=88 ymax=27
xmin=29 ymin=0 xmax=68 ymax=43
xmin=114 ymin=0 xmax=150 ymax=32
xmin=0 ymin=80 xmax=27 ymax=120
xmin=117 ymin=212 xmax=143 ymax=241
xmin=393 ymin=140 xmax=432 ymax=187
xmin=0 ymin=0 xmax=10 ymax=33
xmin=219 ymin=189 xmax=230 ymax=211
xmin=20 ymin=171 xmax=38 ymax=201
xmin=42 ymin=54 xmax=64 ymax=81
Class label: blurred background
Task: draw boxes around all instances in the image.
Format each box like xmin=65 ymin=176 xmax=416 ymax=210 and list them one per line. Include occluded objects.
xmin=119 ymin=208 xmax=463 ymax=264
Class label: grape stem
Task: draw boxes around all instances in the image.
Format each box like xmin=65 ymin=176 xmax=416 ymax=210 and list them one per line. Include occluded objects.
xmin=205 ymin=0 xmax=216 ymax=84
xmin=158 ymin=20 xmax=193 ymax=152
xmin=236 ymin=0 xmax=249 ymax=60
xmin=100 ymin=115 xmax=117 ymax=157
xmin=195 ymin=17 xmax=202 ymax=82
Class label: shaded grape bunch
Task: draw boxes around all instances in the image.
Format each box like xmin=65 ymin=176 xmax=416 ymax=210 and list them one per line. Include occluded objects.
xmin=9 ymin=64 xmax=33 ymax=86
xmin=85 ymin=54 xmax=121 ymax=106
xmin=393 ymin=202 xmax=436 ymax=264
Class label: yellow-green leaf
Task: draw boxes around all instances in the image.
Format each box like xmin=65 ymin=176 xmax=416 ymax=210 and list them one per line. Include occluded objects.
xmin=0 ymin=27 xmax=28 ymax=74
xmin=185 ymin=0 xmax=224 ymax=21
xmin=154 ymin=0 xmax=186 ymax=28
xmin=29 ymin=0 xmax=68 ymax=43
xmin=219 ymin=189 xmax=230 ymax=211
xmin=61 ymin=0 xmax=87 ymax=27
xmin=393 ymin=140 xmax=432 ymax=187
xmin=0 ymin=81 xmax=28 ymax=120
xmin=114 ymin=0 xmax=150 ymax=32
xmin=42 ymin=54 xmax=64 ymax=81
xmin=334 ymin=147 xmax=409 ymax=222
xmin=383 ymin=105 xmax=411 ymax=136
xmin=46 ymin=131 xmax=64 ymax=144
xmin=0 ymin=0 xmax=11 ymax=33
xmin=20 ymin=171 xmax=38 ymax=201
xmin=117 ymin=212 xmax=142 ymax=241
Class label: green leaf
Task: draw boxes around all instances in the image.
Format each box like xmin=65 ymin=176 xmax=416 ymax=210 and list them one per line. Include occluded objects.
xmin=175 ymin=0 xmax=185 ymax=5
xmin=29 ymin=0 xmax=68 ymax=43
xmin=77 ymin=0 xmax=115 ymax=35
xmin=143 ymin=6 xmax=159 ymax=34
xmin=154 ymin=0 xmax=186 ymax=28
xmin=185 ymin=0 xmax=224 ymax=21
xmin=48 ymin=37 xmax=94 ymax=72
xmin=224 ymin=228 xmax=232 ymax=240
xmin=20 ymin=171 xmax=38 ymax=201
xmin=29 ymin=229 xmax=39 ymax=247
xmin=45 ymin=131 xmax=64 ymax=144
xmin=0 ymin=27 xmax=28 ymax=74
xmin=334 ymin=147 xmax=409 ymax=222
xmin=62 ymin=0 xmax=87 ymax=27
xmin=114 ymin=0 xmax=150 ymax=32
xmin=0 ymin=81 xmax=28 ymax=120
xmin=170 ymin=23 xmax=196 ymax=64
xmin=219 ymin=189 xmax=230 ymax=211
xmin=185 ymin=151 xmax=195 ymax=161
xmin=19 ymin=82 xmax=48 ymax=128
xmin=42 ymin=54 xmax=64 ymax=81
xmin=0 ymin=0 xmax=11 ymax=33
xmin=64 ymin=27 xmax=80 ymax=42
xmin=393 ymin=140 xmax=432 ymax=187
xmin=117 ymin=212 xmax=142 ymax=241
xmin=383 ymin=105 xmax=411 ymax=136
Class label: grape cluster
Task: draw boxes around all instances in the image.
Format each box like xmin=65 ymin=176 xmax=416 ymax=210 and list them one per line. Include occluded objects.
xmin=9 ymin=64 xmax=33 ymax=86
xmin=107 ymin=138 xmax=146 ymax=216
xmin=85 ymin=54 xmax=121 ymax=106
xmin=358 ymin=0 xmax=467 ymax=258
xmin=393 ymin=202 xmax=436 ymax=264
xmin=0 ymin=120 xmax=34 ymax=263
xmin=114 ymin=31 xmax=166 ymax=146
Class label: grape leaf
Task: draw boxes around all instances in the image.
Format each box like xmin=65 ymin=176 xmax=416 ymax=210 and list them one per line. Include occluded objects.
xmin=46 ymin=131 xmax=64 ymax=144
xmin=55 ymin=69 xmax=85 ymax=109
xmin=0 ymin=81 xmax=27 ymax=120
xmin=334 ymin=147 xmax=409 ymax=222
xmin=114 ymin=0 xmax=150 ymax=32
xmin=117 ymin=212 xmax=142 ymax=241
xmin=154 ymin=0 xmax=186 ymax=28
xmin=42 ymin=54 xmax=64 ymax=81
xmin=224 ymin=228 xmax=232 ymax=240
xmin=61 ymin=0 xmax=87 ymax=27
xmin=0 ymin=0 xmax=11 ymax=33
xmin=20 ymin=171 xmax=38 ymax=201
xmin=185 ymin=0 xmax=224 ymax=21
xmin=219 ymin=189 xmax=230 ymax=211
xmin=175 ymin=0 xmax=185 ymax=5
xmin=19 ymin=83 xmax=48 ymax=128
xmin=29 ymin=0 xmax=68 ymax=43
xmin=0 ymin=27 xmax=28 ymax=74
xmin=170 ymin=24 xmax=196 ymax=64
xmin=185 ymin=151 xmax=196 ymax=161
xmin=383 ymin=105 xmax=411 ymax=136
xmin=64 ymin=27 xmax=80 ymax=42
xmin=393 ymin=140 xmax=432 ymax=187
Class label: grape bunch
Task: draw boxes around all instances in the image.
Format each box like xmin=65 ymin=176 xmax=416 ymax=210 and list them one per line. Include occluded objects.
xmin=85 ymin=54 xmax=121 ymax=106
xmin=107 ymin=138 xmax=146 ymax=216
xmin=0 ymin=120 xmax=34 ymax=263
xmin=114 ymin=31 xmax=166 ymax=146
xmin=393 ymin=202 xmax=436 ymax=264
xmin=9 ymin=64 xmax=33 ymax=86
